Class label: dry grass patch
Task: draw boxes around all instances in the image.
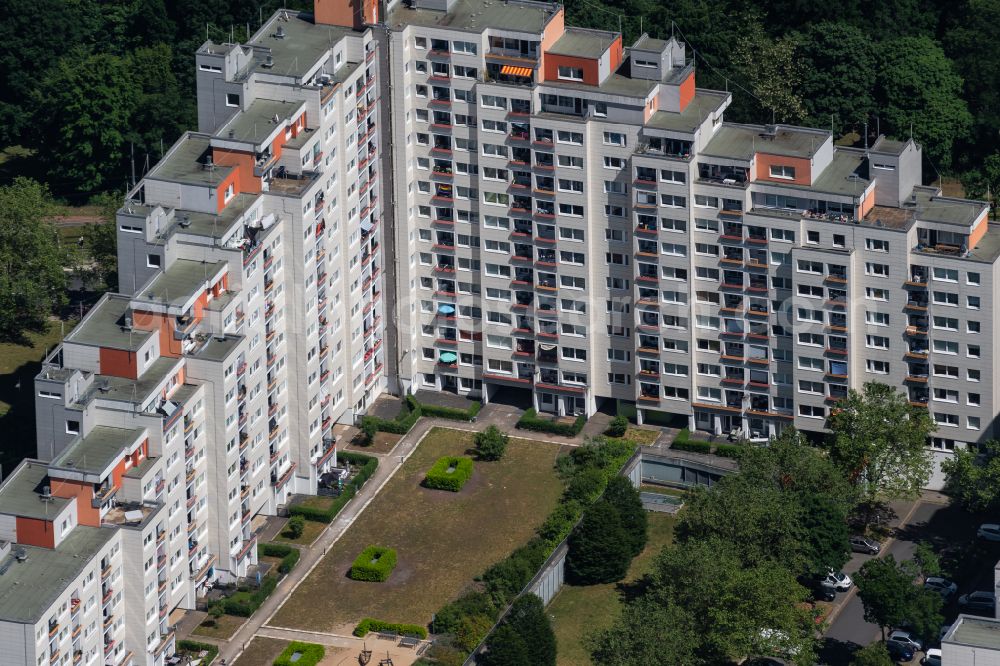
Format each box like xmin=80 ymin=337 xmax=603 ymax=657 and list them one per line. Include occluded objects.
xmin=272 ymin=427 xmax=565 ymax=632
xmin=191 ymin=613 xmax=245 ymax=640
xmin=273 ymin=518 xmax=325 ymax=546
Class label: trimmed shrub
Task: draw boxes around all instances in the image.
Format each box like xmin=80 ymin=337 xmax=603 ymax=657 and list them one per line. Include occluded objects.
xmin=536 ymin=498 xmax=583 ymax=546
xmin=411 ymin=394 xmax=482 ymax=421
xmin=482 ymin=538 xmax=550 ymax=607
xmin=207 ymin=575 xmax=277 ymax=617
xmin=177 ymin=640 xmax=218 ymax=665
xmin=475 ymin=425 xmax=509 ymax=461
xmin=606 ymin=415 xmax=629 ymax=438
xmin=424 ymin=456 xmax=474 ymax=491
xmin=289 ymin=452 xmax=377 ymax=523
xmin=714 ymin=443 xmax=743 ymax=458
xmin=349 ymin=545 xmax=397 ymax=582
xmin=516 ymin=409 xmax=587 ymax=436
xmin=671 ymin=438 xmax=712 ymax=454
xmin=286 ymin=514 xmax=305 ymax=539
xmin=354 ymin=618 xmax=428 ymax=639
xmin=433 ymin=591 xmax=496 ymax=635
xmin=274 ymin=641 xmax=325 ymax=666
xmin=258 ymin=542 xmax=300 ymax=575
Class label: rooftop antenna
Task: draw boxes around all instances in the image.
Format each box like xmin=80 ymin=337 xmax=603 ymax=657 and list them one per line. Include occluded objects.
xmin=863 ymin=121 xmax=868 ymax=151
xmin=130 ymin=142 xmax=136 ymax=188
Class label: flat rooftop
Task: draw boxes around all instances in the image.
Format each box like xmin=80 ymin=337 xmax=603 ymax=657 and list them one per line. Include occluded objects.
xmin=87 ymin=356 xmax=182 ymax=407
xmin=548 ymin=28 xmax=617 ymax=59
xmin=65 ymin=294 xmax=152 ymax=352
xmin=912 ymin=187 xmax=987 ymax=227
xmin=164 ymin=193 xmax=259 ymax=241
xmin=0 ymin=526 xmax=116 ymax=623
xmin=0 ymin=461 xmax=70 ymax=520
xmin=947 ymin=615 xmax=1000 ymax=650
xmin=645 ymin=89 xmax=729 ymax=133
xmin=633 ymin=35 xmax=668 ymax=52
xmin=247 ymin=11 xmax=359 ymax=80
xmin=218 ymin=98 xmax=305 ymax=145
xmin=386 ymin=0 xmax=557 ymax=33
xmin=137 ymin=259 xmax=227 ymax=308
xmin=50 ymin=426 xmax=145 ymax=476
xmin=542 ymin=71 xmax=655 ymax=97
xmin=871 ymin=136 xmax=910 ymax=155
xmin=967 ymin=226 xmax=1000 ymax=263
xmin=703 ymin=123 xmax=831 ymax=161
xmin=810 ymin=150 xmax=871 ymax=197
xmin=102 ymin=501 xmax=161 ymax=529
xmin=147 ymin=133 xmax=233 ymax=187
xmin=192 ymin=333 xmax=243 ymax=363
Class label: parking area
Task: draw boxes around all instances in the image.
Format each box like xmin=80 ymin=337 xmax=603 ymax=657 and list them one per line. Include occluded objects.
xmin=819 ymin=496 xmax=999 ymax=664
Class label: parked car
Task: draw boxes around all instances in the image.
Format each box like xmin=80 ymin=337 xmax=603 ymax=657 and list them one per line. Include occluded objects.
xmin=823 ymin=569 xmax=853 ymax=591
xmin=810 ymin=579 xmax=837 ymax=602
xmin=888 ymin=630 xmax=924 ymax=652
xmin=958 ymin=590 xmax=997 ymax=614
xmin=850 ymin=535 xmax=881 ymax=555
xmin=885 ymin=640 xmax=915 ymax=663
xmin=923 ymin=576 xmax=958 ymax=600
xmin=977 ymin=523 xmax=1000 ymax=541
xmin=922 ymin=648 xmax=942 ymax=666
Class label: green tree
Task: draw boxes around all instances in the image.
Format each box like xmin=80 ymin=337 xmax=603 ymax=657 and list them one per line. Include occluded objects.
xmin=875 ymin=36 xmax=973 ymax=169
xmin=82 ymin=191 xmax=121 ymax=290
xmin=0 ymin=178 xmax=69 ymax=342
xmin=730 ymin=18 xmax=805 ymax=124
xmin=851 ymin=642 xmax=895 ymax=666
xmin=942 ymin=440 xmax=1000 ymax=512
xmin=503 ymin=594 xmax=556 ymax=666
xmin=359 ymin=417 xmax=378 ymax=445
xmin=593 ymin=539 xmax=816 ymax=665
xmin=478 ymin=624 xmax=528 ymax=666
xmin=799 ymin=492 xmax=851 ymax=575
xmin=286 ymin=515 xmax=305 ymax=540
xmin=960 ymin=151 xmax=1000 ymax=218
xmin=33 ymin=49 xmax=139 ymax=194
xmin=566 ymin=501 xmax=632 ymax=584
xmin=603 ymin=476 xmax=647 ymax=557
xmin=791 ymin=22 xmax=876 ymax=133
xmin=855 ymin=555 xmax=942 ymax=642
xmin=827 ymin=382 xmax=934 ymax=509
xmin=606 ymin=415 xmax=628 ymax=438
xmin=475 ymin=425 xmax=509 ymax=461
xmin=912 ymin=541 xmax=941 ymax=578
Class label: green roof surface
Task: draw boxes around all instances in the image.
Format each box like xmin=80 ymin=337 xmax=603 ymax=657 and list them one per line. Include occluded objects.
xmin=0 ymin=526 xmax=116 ymax=623
xmin=66 ymin=294 xmax=152 ymax=352
xmin=50 ymin=426 xmax=145 ymax=475
xmin=148 ymin=133 xmax=233 ymax=186
xmin=0 ymin=461 xmax=70 ymax=520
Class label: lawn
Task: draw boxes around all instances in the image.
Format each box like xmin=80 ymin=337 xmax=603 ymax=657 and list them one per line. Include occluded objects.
xmin=191 ymin=613 xmax=246 ymax=640
xmin=0 ymin=321 xmax=75 ymax=474
xmin=272 ymin=427 xmax=567 ymax=632
xmin=233 ymin=637 xmax=290 ymax=666
xmin=346 ymin=431 xmax=402 ymax=455
xmin=548 ymin=513 xmax=676 ymax=666
xmin=618 ymin=427 xmax=660 ymax=445
xmin=273 ymin=518 xmax=326 ymax=546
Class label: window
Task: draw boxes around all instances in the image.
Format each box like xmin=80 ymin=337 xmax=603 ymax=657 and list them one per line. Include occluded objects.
xmin=865 ymin=238 xmax=889 ymax=252
xmin=770 ymin=228 xmax=795 ymax=242
xmin=933 ymin=388 xmax=959 ymax=403
xmin=866 ymin=311 xmax=889 ymax=326
xmin=934 ymin=413 xmax=958 ymax=427
xmin=694 ymin=194 xmax=718 ymax=208
xmin=799 ymin=405 xmax=825 ymax=418
xmin=933 ymin=291 xmax=958 ymax=306
xmin=604 ymin=156 xmax=625 ymax=169
xmin=603 ymin=132 xmax=625 ymax=146
xmin=933 ymin=267 xmax=958 ymax=282
xmin=660 ymin=169 xmax=685 ymax=184
xmin=66 ymin=420 xmax=80 ymax=434
xmin=556 ymin=130 xmax=583 ymax=145
xmin=968 ymin=295 xmax=981 ymax=310
xmin=806 ymin=230 xmax=820 ymax=244
xmin=226 ymin=93 xmax=240 ymax=107
xmin=865 ymin=262 xmax=889 ymax=277
xmin=660 ymin=194 xmax=686 ymax=208
xmin=866 ymin=335 xmax=889 ymax=349
xmin=769 ymin=165 xmax=795 ymax=179
xmin=147 ymin=254 xmax=161 ymax=268
xmin=558 ymin=155 xmax=583 ymax=168
xmin=557 ymin=66 xmax=584 ymax=81
xmin=967 ymin=272 xmax=981 ymax=285
xmin=865 ymin=287 xmax=888 ymax=301
xmin=866 ymin=360 xmax=890 ymax=374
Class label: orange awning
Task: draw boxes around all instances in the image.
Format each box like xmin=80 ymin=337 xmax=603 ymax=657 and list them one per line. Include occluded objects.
xmin=500 ymin=65 xmax=533 ymax=78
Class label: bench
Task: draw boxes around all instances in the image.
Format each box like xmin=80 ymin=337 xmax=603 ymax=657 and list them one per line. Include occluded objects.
xmin=399 ymin=636 xmax=420 ymax=649
xmin=377 ymin=631 xmax=398 ymax=641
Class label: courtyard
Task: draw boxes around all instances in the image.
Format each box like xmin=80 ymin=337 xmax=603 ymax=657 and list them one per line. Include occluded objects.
xmin=270 ymin=427 xmax=566 ymax=633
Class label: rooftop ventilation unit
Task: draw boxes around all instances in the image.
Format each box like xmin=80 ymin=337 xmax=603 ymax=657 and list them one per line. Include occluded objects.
xmin=262 ymin=54 xmax=274 ymax=68
xmin=275 ymin=25 xmax=286 ymax=39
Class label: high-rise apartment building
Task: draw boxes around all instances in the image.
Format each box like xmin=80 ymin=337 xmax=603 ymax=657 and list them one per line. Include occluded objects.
xmin=3 ymin=1 xmax=997 ymax=663
xmin=384 ymin=0 xmax=996 ymax=488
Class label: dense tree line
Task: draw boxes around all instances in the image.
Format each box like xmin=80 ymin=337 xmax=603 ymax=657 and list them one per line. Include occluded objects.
xmin=565 ymin=0 xmax=1000 ymax=201
xmin=0 ymin=0 xmax=997 ymax=204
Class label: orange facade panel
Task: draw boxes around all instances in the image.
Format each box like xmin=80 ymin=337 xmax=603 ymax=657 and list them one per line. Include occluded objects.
xmin=16 ymin=516 xmax=55 ymax=548
xmin=542 ymin=54 xmax=600 ymax=86
xmin=754 ymin=153 xmax=812 ymax=186
xmin=678 ymin=70 xmax=696 ymax=113
xmin=99 ymin=347 xmax=138 ymax=380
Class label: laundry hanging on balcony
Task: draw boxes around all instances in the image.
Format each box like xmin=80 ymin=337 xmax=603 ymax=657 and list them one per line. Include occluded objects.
xmin=500 ymin=65 xmax=532 ymax=77
xmin=437 ymin=304 xmax=455 ymax=315
xmin=439 ymin=351 xmax=458 ymax=363
xmin=538 ymin=343 xmax=557 ymax=351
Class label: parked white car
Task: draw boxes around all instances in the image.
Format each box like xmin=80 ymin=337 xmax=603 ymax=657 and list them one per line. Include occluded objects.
xmin=823 ymin=569 xmax=853 ymax=591
xmin=922 ymin=648 xmax=942 ymax=666
xmin=924 ymin=576 xmax=958 ymax=599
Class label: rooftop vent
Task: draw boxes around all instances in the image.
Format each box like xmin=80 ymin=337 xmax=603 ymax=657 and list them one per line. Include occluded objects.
xmin=14 ymin=549 xmax=27 ymax=563
xmin=179 ymin=215 xmax=192 ymax=228
xmin=262 ymin=54 xmax=274 ymax=68
xmin=275 ymin=25 xmax=286 ymax=39
xmin=39 ymin=485 xmax=52 ymax=500
xmin=203 ymin=155 xmax=215 ymax=171
xmin=123 ymin=314 xmax=133 ymax=331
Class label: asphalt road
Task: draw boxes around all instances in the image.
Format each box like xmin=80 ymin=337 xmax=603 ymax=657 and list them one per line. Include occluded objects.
xmin=820 ymin=499 xmax=993 ymax=664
